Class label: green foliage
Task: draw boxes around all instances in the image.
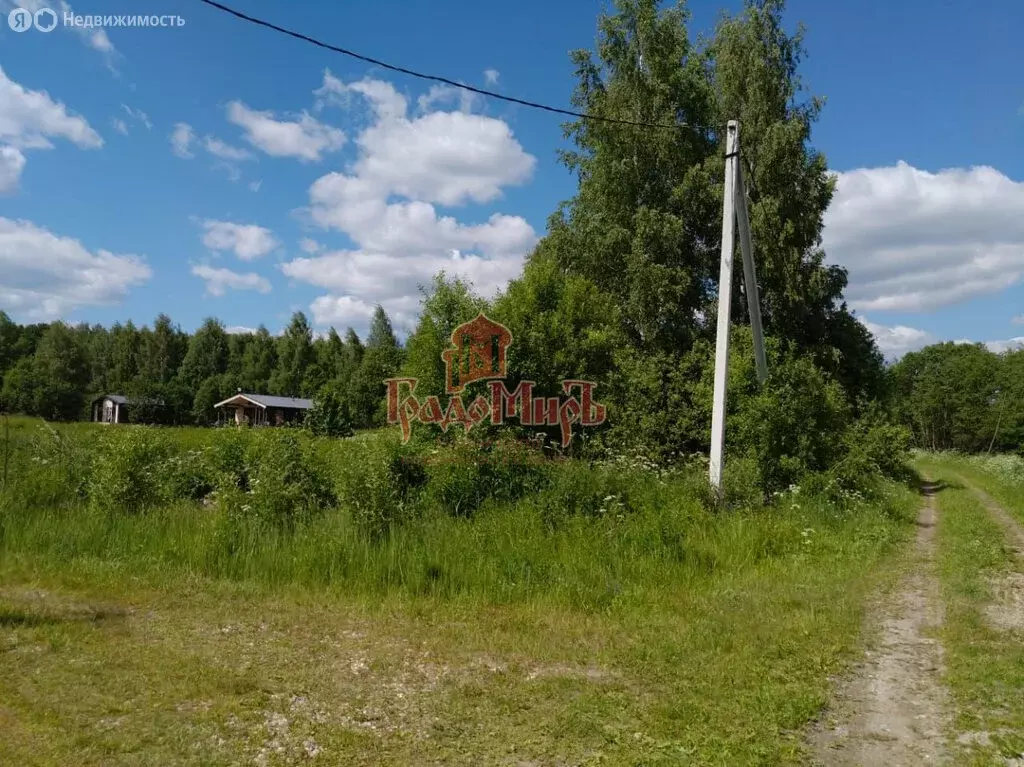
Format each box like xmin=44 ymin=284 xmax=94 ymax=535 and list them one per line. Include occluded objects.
xmin=1 ymin=323 xmax=91 ymax=421
xmin=532 ymin=461 xmax=636 ymax=528
xmin=191 ymin=376 xmax=225 ymax=425
xmin=0 ymin=357 xmax=38 ymax=416
xmin=239 ymin=326 xmax=278 ymax=393
xmin=421 ymin=434 xmax=552 ymax=518
xmin=304 ymin=381 xmax=355 ymax=438
xmin=493 ymin=251 xmax=623 ymax=393
xmin=0 ymin=0 xmax=930 ymax=494
xmin=734 ymin=349 xmax=852 ymax=494
xmin=160 ymin=446 xmax=217 ymax=501
xmin=401 ymin=273 xmax=488 ymax=398
xmin=177 ymin=318 xmax=229 ymax=392
xmin=962 ymin=453 xmax=1024 ymax=488
xmin=333 ymin=433 xmax=427 ymax=537
xmin=220 ymin=430 xmax=335 ymax=527
xmin=889 ymin=341 xmax=1018 ymax=453
xmin=22 ymin=421 xmax=95 ymax=507
xmin=205 ymin=429 xmax=249 ymax=489
xmin=88 ymin=427 xmax=173 ymax=514
xmin=270 ymin=312 xmax=315 ymax=397
xmin=348 ymin=306 xmax=404 ymax=428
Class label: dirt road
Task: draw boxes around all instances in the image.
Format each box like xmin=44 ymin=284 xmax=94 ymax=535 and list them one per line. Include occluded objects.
xmin=809 ymin=482 xmax=951 ymax=766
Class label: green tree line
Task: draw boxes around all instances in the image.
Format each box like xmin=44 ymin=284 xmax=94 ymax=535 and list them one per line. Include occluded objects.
xmin=0 ymin=307 xmax=403 ymax=429
xmin=888 ymin=342 xmax=1024 ymax=454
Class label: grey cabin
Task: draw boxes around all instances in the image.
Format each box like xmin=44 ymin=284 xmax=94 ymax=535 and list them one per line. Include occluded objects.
xmin=213 ymin=393 xmax=314 ymax=426
xmin=92 ymin=394 xmax=130 ymax=424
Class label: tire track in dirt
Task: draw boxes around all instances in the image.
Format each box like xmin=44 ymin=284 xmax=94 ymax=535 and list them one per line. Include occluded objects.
xmin=959 ymin=480 xmax=1024 ymax=637
xmin=808 ymin=482 xmax=950 ymax=766
xmin=964 ymin=482 xmax=1024 ymax=555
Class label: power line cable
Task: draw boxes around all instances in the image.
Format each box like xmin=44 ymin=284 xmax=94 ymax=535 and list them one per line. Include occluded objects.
xmin=195 ymin=0 xmax=703 ymax=134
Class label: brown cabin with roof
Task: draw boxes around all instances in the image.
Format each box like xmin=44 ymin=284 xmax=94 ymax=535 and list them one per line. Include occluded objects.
xmin=213 ymin=392 xmax=314 ymax=426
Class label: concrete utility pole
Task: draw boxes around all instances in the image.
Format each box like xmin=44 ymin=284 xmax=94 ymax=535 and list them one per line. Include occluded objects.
xmin=709 ymin=120 xmax=767 ymax=498
xmin=709 ymin=122 xmax=739 ymax=496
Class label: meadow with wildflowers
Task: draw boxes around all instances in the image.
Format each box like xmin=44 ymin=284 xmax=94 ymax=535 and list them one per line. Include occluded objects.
xmin=0 ymin=415 xmax=920 ymax=764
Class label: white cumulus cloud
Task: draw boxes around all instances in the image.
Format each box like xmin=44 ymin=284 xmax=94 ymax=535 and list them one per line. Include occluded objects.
xmin=200 ymin=220 xmax=278 ymax=261
xmin=985 ymin=337 xmax=1024 ymax=354
xmin=170 ymin=122 xmax=194 ymax=159
xmin=286 ymin=73 xmax=538 ymax=332
xmin=0 ymin=217 xmax=151 ymax=321
xmin=171 ymin=124 xmax=253 ymax=179
xmin=859 ymin=317 xmax=937 ymax=359
xmin=0 ymin=66 xmax=101 ymax=192
xmin=0 ymin=66 xmax=103 ymax=149
xmin=226 ymin=101 xmax=345 ymax=162
xmin=824 ymin=162 xmax=1024 ymax=312
xmin=191 ymin=265 xmax=271 ymax=297
xmin=0 ymin=146 xmax=27 ymax=194
xmin=202 ymin=136 xmax=252 ymax=161
xmin=860 ymin=317 xmax=1024 ymax=360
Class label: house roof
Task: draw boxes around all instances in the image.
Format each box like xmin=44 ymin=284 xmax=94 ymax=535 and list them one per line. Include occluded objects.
xmin=213 ymin=393 xmax=314 ymax=410
xmin=94 ymin=394 xmax=129 ymax=405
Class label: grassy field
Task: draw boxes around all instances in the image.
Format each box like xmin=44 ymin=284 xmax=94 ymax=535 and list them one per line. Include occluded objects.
xmin=915 ymin=453 xmax=1024 ymax=764
xmin=0 ymin=416 xmax=920 ymax=765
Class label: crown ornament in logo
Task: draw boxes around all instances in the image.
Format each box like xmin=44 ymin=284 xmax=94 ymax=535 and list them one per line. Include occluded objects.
xmin=441 ymin=313 xmax=511 ymax=394
xmin=385 ymin=313 xmax=607 ymax=447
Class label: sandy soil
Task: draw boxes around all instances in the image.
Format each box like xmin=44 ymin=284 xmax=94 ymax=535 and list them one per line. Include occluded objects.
xmin=808 ymin=482 xmax=951 ymax=766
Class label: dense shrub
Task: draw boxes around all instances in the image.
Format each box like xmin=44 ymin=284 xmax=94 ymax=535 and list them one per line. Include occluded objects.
xmin=88 ymin=427 xmax=173 ymax=514
xmin=216 ymin=430 xmax=335 ymax=527
xmin=160 ymin=447 xmax=215 ymax=501
xmin=531 ymin=460 xmax=651 ymax=529
xmin=305 ymin=381 xmax=355 ymax=438
xmin=204 ymin=428 xmax=249 ymax=490
xmin=14 ymin=421 xmax=96 ymax=508
xmin=733 ymin=352 xmax=852 ymax=496
xmin=333 ymin=433 xmax=427 ymax=536
xmin=421 ymin=434 xmax=553 ymax=518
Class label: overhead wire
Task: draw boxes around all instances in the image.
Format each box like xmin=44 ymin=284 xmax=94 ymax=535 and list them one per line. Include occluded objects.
xmin=194 ymin=0 xmax=704 ymax=134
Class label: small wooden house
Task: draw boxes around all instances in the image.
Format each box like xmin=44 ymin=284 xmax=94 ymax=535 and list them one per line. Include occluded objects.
xmin=92 ymin=394 xmax=130 ymax=424
xmin=213 ymin=393 xmax=314 ymax=426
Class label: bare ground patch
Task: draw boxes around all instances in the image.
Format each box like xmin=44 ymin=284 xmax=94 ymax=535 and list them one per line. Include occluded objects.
xmin=808 ymin=483 xmax=951 ymax=766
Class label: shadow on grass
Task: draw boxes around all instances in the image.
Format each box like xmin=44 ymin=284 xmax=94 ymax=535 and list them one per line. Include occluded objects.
xmin=0 ymin=604 xmax=128 ymax=629
xmin=909 ymin=470 xmax=964 ymax=496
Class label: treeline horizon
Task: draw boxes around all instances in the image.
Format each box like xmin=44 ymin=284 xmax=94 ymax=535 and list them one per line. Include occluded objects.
xmin=3 ymin=297 xmax=1022 ymax=454
xmin=0 ymin=305 xmax=405 ymax=428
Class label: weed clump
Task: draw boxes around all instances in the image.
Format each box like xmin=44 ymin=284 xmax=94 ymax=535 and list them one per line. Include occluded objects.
xmin=215 ymin=429 xmax=335 ymax=527
xmin=88 ymin=427 xmax=172 ymax=514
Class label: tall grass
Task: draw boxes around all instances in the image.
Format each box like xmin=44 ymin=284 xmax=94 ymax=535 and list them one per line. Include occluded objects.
xmin=0 ymin=416 xmax=915 ymax=608
xmin=922 ymin=450 xmax=1024 ymax=522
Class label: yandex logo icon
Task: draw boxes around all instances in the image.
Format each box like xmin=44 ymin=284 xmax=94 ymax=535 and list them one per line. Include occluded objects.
xmin=385 ymin=313 xmax=607 ymax=447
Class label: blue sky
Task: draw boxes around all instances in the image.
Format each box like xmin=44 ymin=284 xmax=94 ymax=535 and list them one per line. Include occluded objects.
xmin=1 ymin=0 xmax=1022 ymax=357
